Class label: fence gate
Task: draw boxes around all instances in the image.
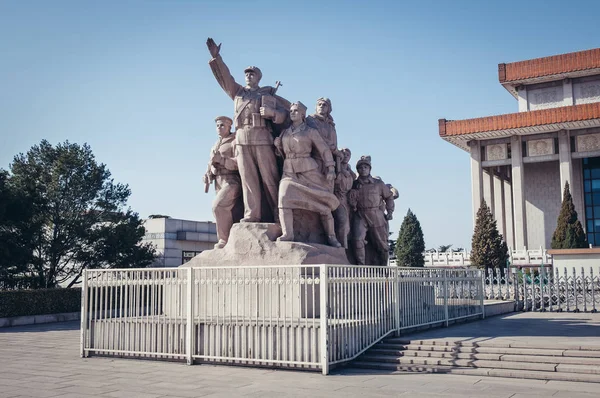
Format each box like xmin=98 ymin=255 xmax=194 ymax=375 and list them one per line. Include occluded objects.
xmin=484 ymin=266 xmax=600 ymax=312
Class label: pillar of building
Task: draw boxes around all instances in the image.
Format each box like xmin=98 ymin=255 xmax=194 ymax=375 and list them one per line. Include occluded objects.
xmin=503 ymin=172 xmax=515 ymax=249
xmin=517 ymin=85 xmax=528 ymax=112
xmin=558 ymin=130 xmax=573 ymax=199
xmin=511 ymin=135 xmax=527 ymax=249
xmin=492 ymin=169 xmax=506 ymax=240
xmin=563 ymin=79 xmax=574 ymax=106
xmin=470 ymin=140 xmax=484 ymax=226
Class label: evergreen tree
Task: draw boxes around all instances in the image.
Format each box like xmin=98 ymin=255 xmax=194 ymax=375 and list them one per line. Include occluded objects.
xmin=471 ymin=200 xmax=509 ymax=269
xmin=395 ymin=209 xmax=425 ymax=267
xmin=551 ymin=181 xmax=588 ymax=249
xmin=3 ymin=140 xmax=157 ymax=288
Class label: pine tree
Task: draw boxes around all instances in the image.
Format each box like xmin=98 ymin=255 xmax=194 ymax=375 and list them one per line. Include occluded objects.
xmin=471 ymin=200 xmax=509 ymax=269
xmin=551 ymin=181 xmax=588 ymax=249
xmin=395 ymin=209 xmax=425 ymax=267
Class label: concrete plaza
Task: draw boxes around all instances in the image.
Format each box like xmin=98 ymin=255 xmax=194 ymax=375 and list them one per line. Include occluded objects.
xmin=1 ymin=313 xmax=600 ymax=398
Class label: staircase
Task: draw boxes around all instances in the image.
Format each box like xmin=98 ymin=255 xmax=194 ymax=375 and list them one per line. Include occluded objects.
xmin=351 ymin=337 xmax=600 ymax=383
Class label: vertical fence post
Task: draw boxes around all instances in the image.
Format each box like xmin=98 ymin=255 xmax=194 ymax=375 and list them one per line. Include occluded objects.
xmin=319 ymin=265 xmax=329 ymax=375
xmin=394 ymin=267 xmax=401 ymax=336
xmin=480 ymin=270 xmax=485 ymax=319
xmin=80 ymin=269 xmax=88 ymax=358
xmin=186 ymin=267 xmax=194 ymax=365
xmin=443 ymin=269 xmax=449 ymax=327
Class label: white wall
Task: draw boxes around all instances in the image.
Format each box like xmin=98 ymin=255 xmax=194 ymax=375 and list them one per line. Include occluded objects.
xmin=523 ymin=161 xmax=561 ymax=248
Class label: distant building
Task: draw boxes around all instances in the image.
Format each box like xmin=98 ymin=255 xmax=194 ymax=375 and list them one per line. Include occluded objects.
xmin=440 ymin=48 xmax=600 ymax=249
xmin=142 ymin=217 xmax=218 ymax=267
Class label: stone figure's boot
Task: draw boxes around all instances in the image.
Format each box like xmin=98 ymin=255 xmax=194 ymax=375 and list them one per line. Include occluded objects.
xmin=354 ymin=241 xmax=366 ymax=265
xmin=321 ymin=214 xmax=341 ymax=248
xmin=277 ymin=209 xmax=294 ymax=242
xmin=380 ymin=251 xmax=389 ymax=266
xmin=214 ymin=239 xmax=227 ymax=249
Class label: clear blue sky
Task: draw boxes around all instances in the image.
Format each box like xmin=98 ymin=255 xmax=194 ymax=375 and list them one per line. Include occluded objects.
xmin=1 ymin=0 xmax=599 ymax=250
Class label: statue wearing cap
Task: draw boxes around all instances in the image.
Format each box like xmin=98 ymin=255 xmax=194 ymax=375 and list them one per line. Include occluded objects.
xmin=306 ymin=97 xmax=338 ymax=156
xmin=348 ymin=155 xmax=395 ymax=265
xmin=203 ymin=116 xmax=243 ymax=248
xmin=306 ymin=97 xmax=340 ymax=192
xmin=206 ymin=38 xmax=290 ymax=223
xmin=333 ymin=148 xmax=356 ymax=249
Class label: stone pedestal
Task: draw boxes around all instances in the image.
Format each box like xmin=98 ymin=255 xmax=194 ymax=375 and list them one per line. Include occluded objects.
xmin=182 ymin=222 xmax=350 ymax=267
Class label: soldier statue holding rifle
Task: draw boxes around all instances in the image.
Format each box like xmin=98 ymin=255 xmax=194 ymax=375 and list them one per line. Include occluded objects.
xmin=203 ymin=116 xmax=243 ymax=248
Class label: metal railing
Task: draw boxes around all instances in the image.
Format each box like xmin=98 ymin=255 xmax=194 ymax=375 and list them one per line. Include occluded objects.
xmin=484 ymin=266 xmax=600 ymax=312
xmin=81 ymin=265 xmax=484 ymax=374
xmin=410 ymin=247 xmax=552 ymax=267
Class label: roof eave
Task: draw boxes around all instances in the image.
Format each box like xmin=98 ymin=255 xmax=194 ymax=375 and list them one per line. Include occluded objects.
xmin=440 ymin=118 xmax=600 ymax=152
xmin=499 ymin=67 xmax=600 ymax=100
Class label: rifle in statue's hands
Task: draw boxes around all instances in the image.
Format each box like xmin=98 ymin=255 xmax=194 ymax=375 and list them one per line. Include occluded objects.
xmin=203 ymin=150 xmax=217 ymax=193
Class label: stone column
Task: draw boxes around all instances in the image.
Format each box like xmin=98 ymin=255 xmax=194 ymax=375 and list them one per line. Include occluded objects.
xmin=470 ymin=140 xmax=484 ymax=226
xmin=511 ymin=135 xmax=527 ymax=250
xmin=563 ymin=79 xmax=574 ymax=106
xmin=558 ymin=130 xmax=573 ymax=199
xmin=504 ymin=172 xmax=515 ymax=249
xmin=517 ymin=85 xmax=528 ymax=112
xmin=488 ymin=168 xmax=495 ymax=214
xmin=493 ymin=169 xmax=506 ymax=240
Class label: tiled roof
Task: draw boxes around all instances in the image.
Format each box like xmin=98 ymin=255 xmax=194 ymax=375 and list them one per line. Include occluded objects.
xmin=439 ymin=102 xmax=600 ymax=137
xmin=498 ymin=48 xmax=600 ymax=83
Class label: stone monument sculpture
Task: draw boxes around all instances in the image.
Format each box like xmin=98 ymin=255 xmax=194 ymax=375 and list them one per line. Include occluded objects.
xmin=203 ymin=116 xmax=243 ymax=248
xmin=306 ymin=97 xmax=340 ymax=191
xmin=274 ymin=102 xmax=342 ymax=248
xmin=206 ymin=38 xmax=289 ymax=223
xmin=348 ymin=156 xmax=395 ymax=265
xmin=333 ymin=148 xmax=356 ymax=249
xmin=185 ymin=37 xmax=396 ymax=266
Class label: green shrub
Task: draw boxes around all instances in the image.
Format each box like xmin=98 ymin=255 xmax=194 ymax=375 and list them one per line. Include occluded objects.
xmin=0 ymin=288 xmax=81 ymax=318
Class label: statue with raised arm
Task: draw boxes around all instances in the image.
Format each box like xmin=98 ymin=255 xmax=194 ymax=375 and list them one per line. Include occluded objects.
xmin=203 ymin=116 xmax=243 ymax=248
xmin=206 ymin=37 xmax=289 ymax=223
xmin=348 ymin=156 xmax=394 ymax=265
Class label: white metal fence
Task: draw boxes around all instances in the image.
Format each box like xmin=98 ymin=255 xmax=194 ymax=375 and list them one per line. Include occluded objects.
xmin=484 ymin=266 xmax=600 ymax=312
xmin=80 ymin=265 xmax=484 ymax=374
xmin=414 ymin=247 xmax=552 ymax=267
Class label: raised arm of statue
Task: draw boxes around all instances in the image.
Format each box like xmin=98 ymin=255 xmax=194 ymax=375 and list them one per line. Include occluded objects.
xmin=206 ymin=38 xmax=242 ymax=100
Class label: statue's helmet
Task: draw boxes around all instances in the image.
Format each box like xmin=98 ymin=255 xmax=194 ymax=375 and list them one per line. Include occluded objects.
xmin=356 ymin=155 xmax=372 ymax=170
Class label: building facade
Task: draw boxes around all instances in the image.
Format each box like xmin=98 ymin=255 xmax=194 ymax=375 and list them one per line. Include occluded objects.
xmin=440 ymin=48 xmax=600 ymax=249
xmin=142 ymin=217 xmax=218 ymax=267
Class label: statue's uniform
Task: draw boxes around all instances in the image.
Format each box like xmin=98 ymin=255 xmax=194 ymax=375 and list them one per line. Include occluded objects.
xmin=209 ymin=55 xmax=287 ymax=222
xmin=350 ymin=176 xmax=395 ymax=265
xmin=209 ymin=133 xmax=242 ymax=244
xmin=333 ymin=165 xmax=356 ymax=248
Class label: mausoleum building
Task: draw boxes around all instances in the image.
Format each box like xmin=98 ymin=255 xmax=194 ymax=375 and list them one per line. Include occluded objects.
xmin=440 ymin=48 xmax=600 ymax=249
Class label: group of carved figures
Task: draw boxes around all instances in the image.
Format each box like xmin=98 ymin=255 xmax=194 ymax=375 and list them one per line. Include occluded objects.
xmin=202 ymin=38 xmax=396 ymax=265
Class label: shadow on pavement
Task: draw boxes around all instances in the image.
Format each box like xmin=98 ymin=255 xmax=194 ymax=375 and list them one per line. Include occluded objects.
xmin=0 ymin=320 xmax=80 ymax=333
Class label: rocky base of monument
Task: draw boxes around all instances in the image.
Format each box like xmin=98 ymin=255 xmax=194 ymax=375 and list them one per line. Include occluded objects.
xmin=182 ymin=222 xmax=350 ymax=267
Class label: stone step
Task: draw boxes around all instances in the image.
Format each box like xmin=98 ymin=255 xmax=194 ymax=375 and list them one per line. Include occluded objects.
xmin=376 ymin=342 xmax=600 ymax=358
xmin=384 ymin=337 xmax=600 ymax=352
xmin=359 ymin=354 xmax=559 ymax=372
xmin=500 ymin=354 xmax=600 ymax=366
xmin=350 ymin=361 xmax=600 ymax=383
xmin=370 ymin=348 xmax=600 ymax=365
xmin=369 ymin=348 xmax=502 ymax=361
